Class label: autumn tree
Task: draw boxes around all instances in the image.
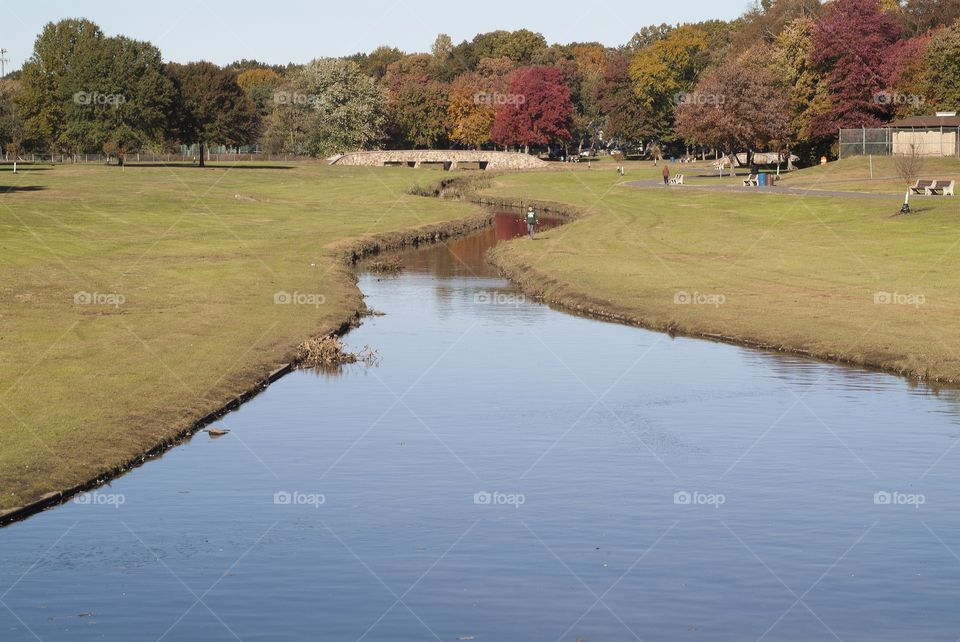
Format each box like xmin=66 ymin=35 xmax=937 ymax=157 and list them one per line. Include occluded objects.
xmin=808 ymin=0 xmax=902 ymax=138
xmin=625 ymin=24 xmax=674 ymax=52
xmin=491 ymin=66 xmax=573 ymax=153
xmin=733 ymin=0 xmax=822 ymax=48
xmin=675 ymin=62 xmax=790 ymax=166
xmin=597 ymin=55 xmax=649 ymax=148
xmin=447 ymin=58 xmax=514 ymax=149
xmin=383 ymin=54 xmax=450 ymax=148
xmin=629 ymin=25 xmax=712 ymax=141
xmin=166 ymin=62 xmax=259 ymax=166
xmin=894 ymin=0 xmax=960 ymax=36
xmin=767 ymin=17 xmax=830 ymax=160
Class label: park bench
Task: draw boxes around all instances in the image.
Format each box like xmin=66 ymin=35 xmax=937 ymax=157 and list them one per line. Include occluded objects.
xmin=743 ymin=174 xmax=759 ymax=187
xmin=670 ymin=174 xmax=685 ymax=185
xmin=925 ymin=180 xmax=955 ymax=196
xmin=910 ymin=179 xmax=935 ymax=194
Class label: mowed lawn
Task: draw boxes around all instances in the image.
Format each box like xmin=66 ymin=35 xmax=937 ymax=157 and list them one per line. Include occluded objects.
xmin=485 ymin=159 xmax=960 ymax=381
xmin=0 ymin=162 xmax=479 ymax=512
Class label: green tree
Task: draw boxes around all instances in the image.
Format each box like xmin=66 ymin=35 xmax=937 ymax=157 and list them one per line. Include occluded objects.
xmin=472 ymin=30 xmax=548 ymax=65
xmin=166 ymin=61 xmax=259 ymax=166
xmin=17 ymin=19 xmax=173 ymax=156
xmin=237 ymin=68 xmax=283 ymax=118
xmin=383 ymin=54 xmax=450 ymax=148
xmin=347 ymin=46 xmax=405 ymax=80
xmin=429 ymin=34 xmax=459 ymax=81
xmin=388 ymin=82 xmax=450 ymax=148
xmin=94 ymin=36 xmax=175 ymax=155
xmin=0 ymin=78 xmax=24 ymax=157
xmin=16 ymin=18 xmax=104 ymax=152
xmin=921 ymin=20 xmax=960 ymax=111
xmin=265 ymin=58 xmax=386 ymax=157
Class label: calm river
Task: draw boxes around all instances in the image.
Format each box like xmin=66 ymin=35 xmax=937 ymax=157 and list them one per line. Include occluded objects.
xmin=2 ymin=213 xmax=960 ymax=641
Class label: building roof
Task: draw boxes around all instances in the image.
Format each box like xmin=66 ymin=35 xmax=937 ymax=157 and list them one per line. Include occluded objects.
xmin=889 ymin=115 xmax=960 ymax=128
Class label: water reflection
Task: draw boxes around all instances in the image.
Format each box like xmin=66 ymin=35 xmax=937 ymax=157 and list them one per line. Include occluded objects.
xmin=3 ymin=211 xmax=960 ymax=641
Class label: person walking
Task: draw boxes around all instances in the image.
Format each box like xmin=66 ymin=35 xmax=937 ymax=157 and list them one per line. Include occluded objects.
xmin=526 ymin=206 xmax=537 ymax=239
xmin=662 ymin=165 xmax=670 ymax=186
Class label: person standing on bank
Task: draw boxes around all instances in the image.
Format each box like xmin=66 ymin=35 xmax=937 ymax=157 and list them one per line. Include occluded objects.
xmin=526 ymin=206 xmax=537 ymax=239
xmin=662 ymin=165 xmax=670 ymax=186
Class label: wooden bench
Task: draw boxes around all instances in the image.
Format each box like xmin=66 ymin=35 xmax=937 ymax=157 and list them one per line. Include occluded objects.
xmin=670 ymin=174 xmax=685 ymax=185
xmin=742 ymin=174 xmax=759 ymax=187
xmin=925 ymin=180 xmax=955 ymax=196
xmin=911 ymin=180 xmax=935 ymax=194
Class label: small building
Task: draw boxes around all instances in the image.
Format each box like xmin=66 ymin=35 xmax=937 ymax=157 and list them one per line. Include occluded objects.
xmin=888 ymin=113 xmax=960 ymax=157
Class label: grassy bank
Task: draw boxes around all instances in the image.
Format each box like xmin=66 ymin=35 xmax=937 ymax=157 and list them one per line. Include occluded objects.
xmin=484 ymin=159 xmax=960 ymax=382
xmin=0 ymin=162 xmax=482 ymax=514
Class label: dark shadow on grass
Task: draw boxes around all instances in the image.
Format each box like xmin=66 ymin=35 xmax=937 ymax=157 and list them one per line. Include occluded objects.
xmin=0 ymin=165 xmax=54 ymax=173
xmin=122 ymin=163 xmax=295 ymax=170
xmin=0 ymin=185 xmax=48 ymax=194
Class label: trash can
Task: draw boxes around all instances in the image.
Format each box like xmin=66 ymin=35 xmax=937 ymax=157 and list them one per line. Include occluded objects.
xmin=758 ymin=172 xmax=768 ymax=187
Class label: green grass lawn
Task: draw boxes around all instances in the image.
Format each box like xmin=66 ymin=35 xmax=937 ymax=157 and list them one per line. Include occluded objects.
xmin=0 ymin=161 xmax=480 ymax=512
xmin=777 ymin=156 xmax=960 ymax=194
xmin=484 ymin=160 xmax=960 ymax=382
xmin=595 ymin=156 xmax=959 ymax=194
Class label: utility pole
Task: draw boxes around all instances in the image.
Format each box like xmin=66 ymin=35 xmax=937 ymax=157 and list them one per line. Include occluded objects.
xmin=0 ymin=49 xmax=9 ymax=78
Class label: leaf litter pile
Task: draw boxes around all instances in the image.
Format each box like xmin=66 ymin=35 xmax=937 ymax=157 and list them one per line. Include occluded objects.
xmin=296 ymin=336 xmax=381 ymax=372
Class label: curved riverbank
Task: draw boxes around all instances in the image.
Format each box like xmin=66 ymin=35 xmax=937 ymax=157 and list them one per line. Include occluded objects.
xmin=475 ymin=170 xmax=960 ymax=385
xmin=0 ymin=208 xmax=494 ymax=527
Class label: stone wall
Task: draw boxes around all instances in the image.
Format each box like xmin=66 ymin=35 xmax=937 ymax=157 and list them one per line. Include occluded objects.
xmin=330 ymin=150 xmax=548 ymax=170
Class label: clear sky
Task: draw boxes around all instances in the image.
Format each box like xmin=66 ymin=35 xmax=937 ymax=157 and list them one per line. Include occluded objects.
xmin=0 ymin=0 xmax=751 ymax=73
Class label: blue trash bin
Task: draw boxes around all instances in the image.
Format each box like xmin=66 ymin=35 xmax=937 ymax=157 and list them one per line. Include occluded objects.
xmin=758 ymin=172 xmax=767 ymax=187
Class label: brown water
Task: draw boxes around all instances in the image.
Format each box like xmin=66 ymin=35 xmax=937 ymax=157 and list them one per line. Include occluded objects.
xmin=2 ymin=212 xmax=960 ymax=641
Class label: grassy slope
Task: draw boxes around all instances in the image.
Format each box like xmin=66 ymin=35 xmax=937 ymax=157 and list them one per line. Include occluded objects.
xmin=0 ymin=162 xmax=479 ymax=511
xmin=486 ymin=159 xmax=960 ymax=381
xmin=778 ymin=156 xmax=960 ymax=194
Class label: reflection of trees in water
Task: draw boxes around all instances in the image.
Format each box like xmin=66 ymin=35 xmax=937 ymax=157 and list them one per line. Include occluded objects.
xmin=395 ymin=212 xmax=561 ymax=278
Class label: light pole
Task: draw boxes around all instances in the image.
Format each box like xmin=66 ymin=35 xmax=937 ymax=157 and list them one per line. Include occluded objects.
xmin=0 ymin=49 xmax=9 ymax=78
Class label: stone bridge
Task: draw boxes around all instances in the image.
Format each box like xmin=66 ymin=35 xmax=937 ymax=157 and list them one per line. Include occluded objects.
xmin=329 ymin=150 xmax=548 ymax=171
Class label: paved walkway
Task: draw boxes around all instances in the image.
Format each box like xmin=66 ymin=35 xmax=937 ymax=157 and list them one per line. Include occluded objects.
xmin=624 ymin=179 xmax=903 ymax=200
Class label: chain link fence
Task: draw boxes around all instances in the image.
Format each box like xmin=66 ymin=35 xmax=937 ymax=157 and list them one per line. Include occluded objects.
xmin=840 ymin=128 xmax=960 ymax=158
xmin=2 ymin=152 xmax=320 ymax=164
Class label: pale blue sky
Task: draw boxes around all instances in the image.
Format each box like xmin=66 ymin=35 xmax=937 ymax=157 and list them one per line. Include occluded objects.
xmin=1 ymin=0 xmax=751 ymax=72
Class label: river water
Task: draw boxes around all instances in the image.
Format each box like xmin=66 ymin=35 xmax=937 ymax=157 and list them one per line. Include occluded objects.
xmin=3 ymin=213 xmax=960 ymax=641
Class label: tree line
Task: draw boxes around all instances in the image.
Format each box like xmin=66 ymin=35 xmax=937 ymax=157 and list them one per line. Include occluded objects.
xmin=0 ymin=0 xmax=958 ymax=166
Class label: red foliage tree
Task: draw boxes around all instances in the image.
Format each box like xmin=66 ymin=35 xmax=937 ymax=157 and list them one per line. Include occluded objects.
xmin=674 ymin=62 xmax=790 ymax=166
xmin=808 ymin=0 xmax=902 ymax=139
xmin=491 ymin=66 xmax=572 ymax=152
